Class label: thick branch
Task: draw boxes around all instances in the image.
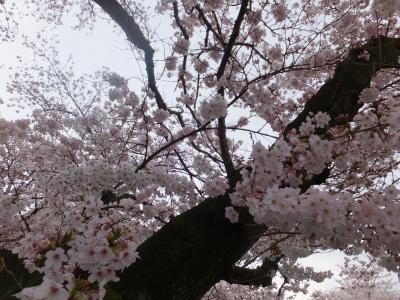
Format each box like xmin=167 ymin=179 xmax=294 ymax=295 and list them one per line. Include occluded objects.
xmin=194 ymin=5 xmax=224 ymax=45
xmin=222 ymin=258 xmax=279 ymax=287
xmin=215 ymin=0 xmax=249 ymax=80
xmin=108 ymin=193 xmax=254 ymax=299
xmin=285 ymin=36 xmax=400 ymax=191
xmin=92 ymin=0 xmax=167 ymax=110
xmin=215 ymin=0 xmax=249 ymax=183
xmin=285 ymin=36 xmax=400 ymax=134
xmin=173 ymin=1 xmax=189 ymax=40
xmin=217 ymin=115 xmax=236 ymax=183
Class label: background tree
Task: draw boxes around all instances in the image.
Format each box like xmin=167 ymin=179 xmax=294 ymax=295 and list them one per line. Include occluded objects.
xmin=1 ymin=0 xmax=400 ymax=299
xmin=312 ymin=256 xmax=400 ymax=300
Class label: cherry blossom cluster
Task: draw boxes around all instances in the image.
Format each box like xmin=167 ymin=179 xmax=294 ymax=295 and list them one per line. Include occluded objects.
xmin=278 ymin=259 xmax=333 ymax=296
xmin=230 ymin=112 xmax=333 ymax=196
xmin=35 ymin=160 xmax=196 ymax=202
xmin=373 ymin=0 xmax=400 ymax=16
xmin=192 ymin=155 xmax=215 ymax=175
xmin=13 ymin=193 xmax=140 ymax=299
xmin=0 ymin=194 xmax=20 ymax=232
xmin=2 ymin=154 xmax=197 ymax=299
xmin=203 ymin=176 xmax=229 ymax=198
xmin=199 ymin=94 xmax=227 ymax=122
xmin=227 ymin=106 xmax=400 ymax=271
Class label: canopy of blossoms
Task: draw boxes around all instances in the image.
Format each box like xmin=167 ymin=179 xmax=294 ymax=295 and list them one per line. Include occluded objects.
xmin=0 ymin=0 xmax=400 ymax=299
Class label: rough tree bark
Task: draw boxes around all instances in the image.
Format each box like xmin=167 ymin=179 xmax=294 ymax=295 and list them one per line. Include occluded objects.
xmin=1 ymin=1 xmax=400 ymax=299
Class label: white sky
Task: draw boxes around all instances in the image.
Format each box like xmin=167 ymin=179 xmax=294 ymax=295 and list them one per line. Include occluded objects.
xmin=0 ymin=1 xmax=398 ymax=298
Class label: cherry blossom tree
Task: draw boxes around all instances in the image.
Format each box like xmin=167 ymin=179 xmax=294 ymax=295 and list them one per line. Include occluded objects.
xmin=312 ymin=256 xmax=400 ymax=300
xmin=1 ymin=0 xmax=400 ymax=299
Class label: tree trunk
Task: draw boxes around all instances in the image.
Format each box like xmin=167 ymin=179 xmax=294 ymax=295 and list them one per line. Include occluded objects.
xmin=109 ymin=193 xmax=258 ymax=299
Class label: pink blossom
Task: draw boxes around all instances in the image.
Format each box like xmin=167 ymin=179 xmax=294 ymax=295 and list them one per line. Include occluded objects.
xmin=15 ymin=279 xmax=69 ymax=300
xmin=225 ymin=206 xmax=239 ymax=223
xmin=271 ymin=3 xmax=287 ymax=22
xmin=165 ymin=56 xmax=177 ymax=71
xmin=44 ymin=248 xmax=68 ymax=271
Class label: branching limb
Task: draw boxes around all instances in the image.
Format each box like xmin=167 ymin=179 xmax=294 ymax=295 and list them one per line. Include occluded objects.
xmin=277 ymin=270 xmax=289 ymax=298
xmin=215 ymin=0 xmax=249 ymax=183
xmin=285 ymin=36 xmax=400 ymax=191
xmin=194 ymin=5 xmax=224 ymax=45
xmin=284 ymin=36 xmax=400 ymax=135
xmin=215 ymin=0 xmax=249 ymax=81
xmin=92 ymin=0 xmax=185 ymax=126
xmin=173 ymin=1 xmax=189 ymax=40
xmin=92 ymin=1 xmax=164 ymax=104
xmin=222 ymin=257 xmax=280 ymax=287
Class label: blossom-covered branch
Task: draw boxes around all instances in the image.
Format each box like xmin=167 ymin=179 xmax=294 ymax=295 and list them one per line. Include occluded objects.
xmin=1 ymin=1 xmax=400 ymax=299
